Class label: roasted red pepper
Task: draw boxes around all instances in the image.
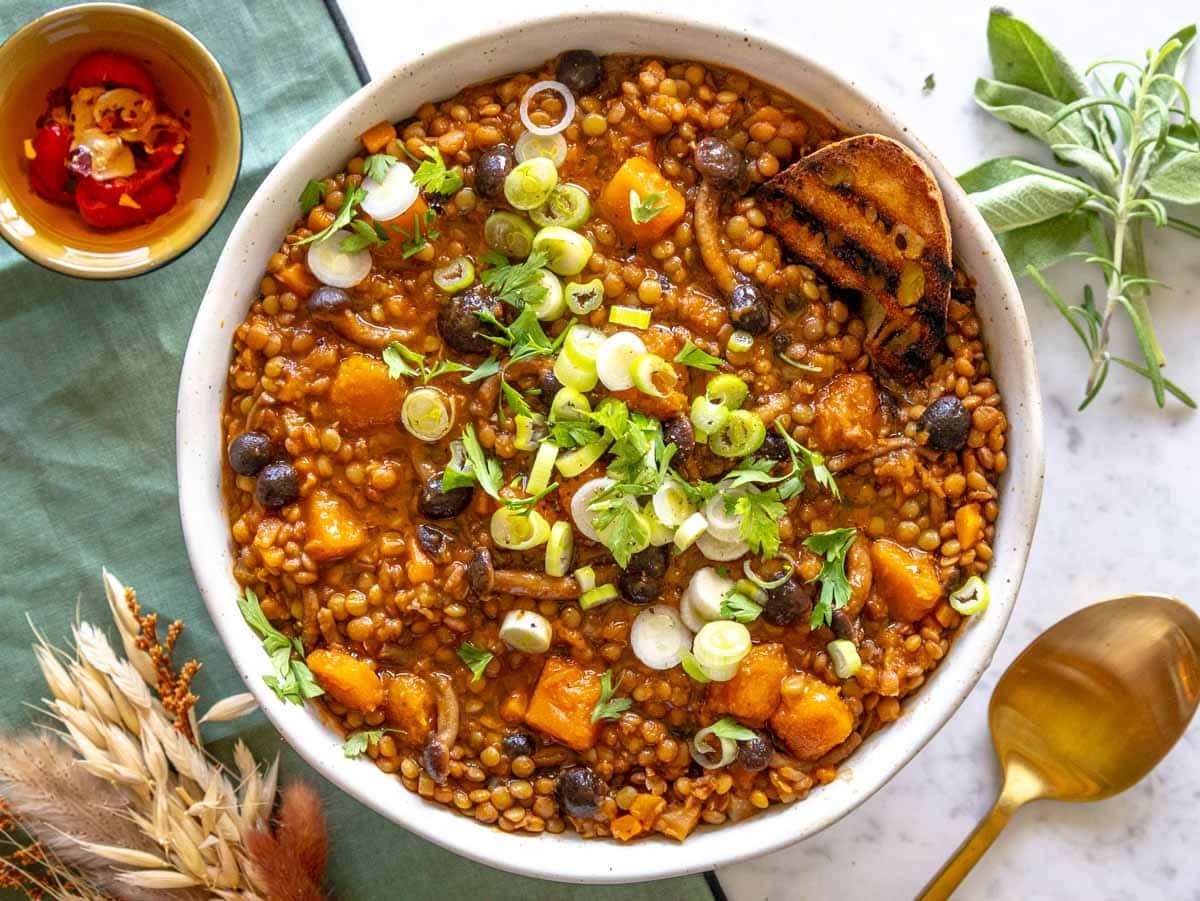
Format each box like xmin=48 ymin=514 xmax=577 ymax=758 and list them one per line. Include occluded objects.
xmin=75 ymin=175 xmax=177 ymax=229
xmin=28 ymin=121 xmax=75 ymax=206
xmin=66 ymin=51 xmax=157 ymax=102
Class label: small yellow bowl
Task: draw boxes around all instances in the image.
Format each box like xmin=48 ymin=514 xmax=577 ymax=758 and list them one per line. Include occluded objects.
xmin=0 ymin=3 xmax=241 ymax=279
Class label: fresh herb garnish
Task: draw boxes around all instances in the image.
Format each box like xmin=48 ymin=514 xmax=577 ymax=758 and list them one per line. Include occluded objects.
xmin=343 ymin=728 xmax=402 ymax=758
xmin=922 ymin=73 xmax=936 ymax=95
xmin=443 ymin=423 xmax=550 ymax=512
xmin=412 ymin=145 xmax=464 ymax=196
xmin=479 ymin=250 xmax=551 ymax=308
xmin=803 ymin=527 xmax=858 ymax=629
xmin=400 ymin=208 xmax=440 ymax=258
xmin=719 ymin=590 xmax=763 ymax=624
xmin=732 ymin=490 xmax=787 ymax=559
xmin=340 ymin=217 xmax=390 ymax=253
xmin=673 ymin=340 xmax=724 ymax=372
xmin=591 ymin=670 xmax=632 ymax=723
xmin=629 ymin=189 xmax=670 ymax=225
xmin=461 ymin=356 xmax=502 ymax=383
xmin=709 ymin=717 xmax=757 ymax=742
xmin=478 ymin=302 xmax=564 ymax=364
xmin=548 ymin=417 xmax=602 ymax=448
xmin=382 ymin=342 xmax=471 ymax=382
xmin=299 ymin=179 xmax=327 ymax=215
xmin=363 ymin=152 xmax=399 ymax=184
xmin=236 ymin=589 xmax=324 ymax=705
xmin=500 ymin=379 xmax=535 ymax=419
xmin=292 ymin=184 xmax=368 ymax=247
xmin=961 ymin=10 xmax=1199 ymax=410
xmin=457 ymin=641 xmax=494 ymax=683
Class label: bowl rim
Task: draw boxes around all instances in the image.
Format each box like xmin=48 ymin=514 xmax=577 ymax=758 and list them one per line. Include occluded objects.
xmin=177 ymin=9 xmax=1044 ymax=883
xmin=0 ymin=1 xmax=242 ymax=280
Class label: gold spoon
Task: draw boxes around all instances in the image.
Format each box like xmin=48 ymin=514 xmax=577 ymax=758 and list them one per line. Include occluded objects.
xmin=919 ymin=594 xmax=1200 ymax=900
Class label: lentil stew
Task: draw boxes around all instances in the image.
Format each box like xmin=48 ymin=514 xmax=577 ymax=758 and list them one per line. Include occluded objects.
xmin=222 ymin=51 xmax=1008 ymax=843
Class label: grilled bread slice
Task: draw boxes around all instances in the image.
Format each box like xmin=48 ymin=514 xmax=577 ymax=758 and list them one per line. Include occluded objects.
xmin=759 ymin=134 xmax=952 ymax=379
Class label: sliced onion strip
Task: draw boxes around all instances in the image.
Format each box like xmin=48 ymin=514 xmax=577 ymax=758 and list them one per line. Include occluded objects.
xmin=520 ymin=79 xmax=577 ymax=137
xmin=690 ymin=724 xmax=737 ymax=769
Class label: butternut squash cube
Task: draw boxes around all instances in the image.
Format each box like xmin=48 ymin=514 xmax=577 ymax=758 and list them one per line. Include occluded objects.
xmin=329 ymin=355 xmax=405 ymax=429
xmin=524 ymin=658 xmax=603 ymax=752
xmin=705 ymin=642 xmax=789 ymax=727
xmin=303 ymin=489 xmax=366 ymax=562
xmin=811 ymin=372 xmax=881 ymax=452
xmin=770 ymin=672 xmax=854 ymax=760
xmin=870 ymin=539 xmax=942 ymax=622
xmin=385 ymin=673 xmax=435 ymax=745
xmin=306 ymin=649 xmax=384 ymax=712
xmin=598 ymin=157 xmax=685 ymax=243
xmin=955 ymin=502 xmax=984 ymax=551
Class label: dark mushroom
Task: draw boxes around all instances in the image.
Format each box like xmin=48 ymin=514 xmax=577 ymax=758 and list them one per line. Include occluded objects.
xmin=437 ymin=286 xmax=505 ymax=355
xmin=555 ymin=50 xmax=603 ymax=96
xmin=618 ymin=545 xmax=670 ymax=605
xmin=422 ymin=673 xmax=460 ymax=784
xmin=762 ymin=576 xmax=813 ymax=627
xmin=254 ymin=462 xmax=299 ymax=508
xmin=307 ymin=285 xmax=352 ymax=314
xmin=501 ymin=731 xmax=537 ymax=759
xmin=831 ymin=609 xmax=863 ymax=644
xmin=918 ymin=395 xmax=971 ymax=452
xmin=737 ymin=731 xmax=773 ymax=772
xmin=662 ymin=416 xmax=695 ymax=461
xmin=467 ymin=548 xmax=495 ymax=595
xmin=728 ymin=282 xmax=771 ymax=335
xmin=416 ymin=524 xmax=453 ymax=559
xmin=418 ymin=472 xmax=474 ymax=520
xmin=555 ymin=764 xmax=605 ymax=818
xmin=694 ymin=137 xmax=748 ymax=194
xmin=228 ymin=431 xmax=275 ymax=477
xmin=758 ymin=429 xmax=790 ymax=463
xmin=538 ymin=365 xmax=563 ymax=400
xmin=474 ymin=144 xmax=516 ymax=201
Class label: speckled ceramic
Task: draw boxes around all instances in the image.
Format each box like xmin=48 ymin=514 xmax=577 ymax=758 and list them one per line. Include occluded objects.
xmin=177 ymin=11 xmax=1044 ymax=884
xmin=0 ymin=3 xmax=240 ymax=279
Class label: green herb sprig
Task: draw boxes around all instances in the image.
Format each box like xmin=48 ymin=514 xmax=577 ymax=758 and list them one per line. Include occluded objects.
xmin=591 ymin=670 xmax=632 ymax=723
xmin=629 ymin=189 xmax=670 ymax=224
xmin=382 ymin=342 xmax=472 ymax=382
xmin=962 ymin=11 xmax=1199 ymax=410
xmin=457 ymin=641 xmax=494 ymax=683
xmin=236 ymin=589 xmax=324 ymax=705
xmin=803 ymin=527 xmax=858 ymax=629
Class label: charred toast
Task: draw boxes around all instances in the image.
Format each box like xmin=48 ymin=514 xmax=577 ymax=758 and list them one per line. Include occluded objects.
xmin=759 ymin=134 xmax=952 ymax=379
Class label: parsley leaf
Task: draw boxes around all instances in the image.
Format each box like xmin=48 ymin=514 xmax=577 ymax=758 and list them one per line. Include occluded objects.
xmin=709 ymin=717 xmax=757 ymax=742
xmin=629 ymin=189 xmax=670 ymax=225
xmin=673 ymin=340 xmax=724 ymax=372
xmin=400 ymin=208 xmax=439 ymax=258
xmin=340 ymin=217 xmax=389 ymax=253
xmin=591 ymin=670 xmax=632 ymax=723
xmin=412 ymin=145 xmax=464 ymax=196
xmin=480 ymin=250 xmax=551 ymax=308
xmin=343 ymin=728 xmax=403 ymax=758
xmin=549 ymin=417 xmax=602 ymax=448
xmin=299 ymin=179 xmax=327 ymax=215
xmin=443 ymin=424 xmax=503 ymax=498
xmin=363 ymin=152 xmax=398 ymax=184
xmin=457 ymin=641 xmax=494 ymax=683
xmin=461 ymin=356 xmax=502 ymax=383
xmin=236 ymin=589 xmax=324 ymax=705
xmin=423 ymin=359 xmax=473 ymax=380
xmin=803 ymin=527 xmax=858 ymax=628
xmin=588 ymin=500 xmax=646 ymax=569
xmin=720 ymin=589 xmax=763 ymax=624
xmin=922 ymin=72 xmax=936 ymax=95
xmin=500 ymin=379 xmax=535 ymax=419
xmin=382 ymin=342 xmax=423 ymax=379
xmin=478 ymin=302 xmax=559 ymax=364
xmin=735 ymin=489 xmax=787 ymax=559
xmin=774 ymin=423 xmax=839 ymax=499
xmin=292 ymin=184 xmax=368 ymax=247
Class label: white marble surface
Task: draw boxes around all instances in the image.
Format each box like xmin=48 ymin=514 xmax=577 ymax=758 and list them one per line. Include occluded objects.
xmin=338 ymin=1 xmax=1200 ymax=897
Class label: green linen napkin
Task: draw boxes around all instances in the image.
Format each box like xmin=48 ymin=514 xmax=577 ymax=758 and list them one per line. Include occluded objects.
xmin=0 ymin=2 xmax=716 ymax=898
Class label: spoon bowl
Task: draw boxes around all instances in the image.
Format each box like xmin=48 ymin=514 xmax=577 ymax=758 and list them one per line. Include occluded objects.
xmin=921 ymin=595 xmax=1200 ymax=900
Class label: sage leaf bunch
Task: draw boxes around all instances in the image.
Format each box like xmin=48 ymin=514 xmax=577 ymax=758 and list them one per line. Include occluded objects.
xmin=961 ymin=9 xmax=1200 ymax=410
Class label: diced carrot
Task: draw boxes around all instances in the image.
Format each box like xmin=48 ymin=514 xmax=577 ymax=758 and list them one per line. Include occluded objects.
xmin=870 ymin=539 xmax=942 ymax=622
xmin=384 ymin=673 xmax=435 ymax=744
xmin=769 ymin=673 xmax=854 ymax=760
xmin=705 ymin=643 xmax=788 ymax=727
xmin=955 ymin=503 xmax=984 ymax=550
xmin=630 ymin=793 xmax=666 ymax=828
xmin=307 ymin=649 xmax=384 ymax=712
xmin=370 ymin=196 xmax=431 ymax=266
xmin=276 ymin=262 xmax=318 ymax=297
xmin=811 ymin=372 xmax=881 ymax=453
xmin=598 ymin=157 xmax=685 ymax=243
xmin=611 ymin=814 xmax=644 ymax=841
xmin=329 ymin=355 xmax=405 ymax=429
xmin=499 ymin=689 xmax=529 ymax=723
xmin=524 ymin=657 xmax=603 ymax=752
xmin=359 ymin=120 xmax=397 ymax=154
xmin=303 ymin=489 xmax=366 ymax=562
xmin=406 ymin=534 xmax=436 ymax=584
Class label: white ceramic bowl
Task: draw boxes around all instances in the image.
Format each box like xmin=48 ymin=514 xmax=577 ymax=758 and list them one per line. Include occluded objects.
xmin=178 ymin=12 xmax=1044 ymax=884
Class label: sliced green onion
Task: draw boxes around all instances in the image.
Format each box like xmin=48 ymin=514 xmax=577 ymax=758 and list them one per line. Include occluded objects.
xmin=433 ymin=256 xmax=475 ymax=293
xmin=484 ymin=211 xmax=535 ymax=258
xmin=705 ymin=373 xmax=749 ymax=410
xmin=779 ymin=352 xmax=822 ymax=373
xmin=696 ymin=530 xmax=750 ymax=562
xmin=504 ymin=157 xmax=558 ymax=210
xmin=580 ymin=583 xmax=619 ymax=610
xmin=553 ymin=352 xmax=598 ymax=392
xmin=500 ymin=609 xmax=552 ymax=653
xmin=401 ymin=387 xmax=453 ymax=442
xmin=743 ymin=559 xmax=793 ymax=591
xmin=827 ymin=639 xmax=862 ymax=679
xmin=949 ymin=576 xmax=990 ymax=616
xmin=515 ymin=130 xmax=568 ymax=167
xmin=643 ymin=504 xmax=676 ymax=547
xmin=531 ymin=183 xmax=591 ymax=229
xmin=652 ymin=479 xmax=695 ymax=528
xmin=531 ymin=225 xmax=594 ymax=276
xmin=691 ymin=620 xmax=751 ymax=682
xmin=565 ymin=278 xmax=605 ymax=315
xmin=690 ymin=723 xmax=737 ymax=768
xmin=703 ymin=490 xmax=745 ymax=543
xmin=681 ymin=567 xmax=734 ymax=629
xmin=550 ymin=386 xmax=591 ymax=421
xmin=690 ymin=396 xmax=730 ymax=442
xmin=732 ymin=578 xmax=766 ymax=605
xmin=530 ymin=269 xmax=566 ymax=320
xmin=527 ymin=442 xmax=559 ymax=494
xmin=631 ymin=605 xmax=690 ymax=670
xmin=681 ymin=651 xmax=712 ymax=684
xmin=491 ymin=508 xmax=551 ymax=550
xmin=545 ymin=520 xmax=574 ymax=577
xmin=673 ymin=511 xmax=709 ymax=551
xmin=555 ymin=437 xmax=610 ymax=477
xmin=596 ymin=332 xmax=648 ymax=391
xmin=570 ymin=478 xmax=614 ymax=540
xmin=562 ymin=324 xmax=606 ymax=365
xmin=630 ymin=352 xmax=677 ymax=398
xmin=709 ymin=409 xmax=767 ymax=458
xmin=574 ymin=565 xmax=597 ymax=593
xmin=513 ymin=413 xmax=547 ymax=451
xmin=726 ymin=330 xmax=755 ymax=355
xmin=608 ymin=305 xmax=652 ymax=329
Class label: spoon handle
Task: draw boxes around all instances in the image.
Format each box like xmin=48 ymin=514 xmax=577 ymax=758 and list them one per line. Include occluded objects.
xmin=916 ymin=792 xmax=1020 ymax=901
